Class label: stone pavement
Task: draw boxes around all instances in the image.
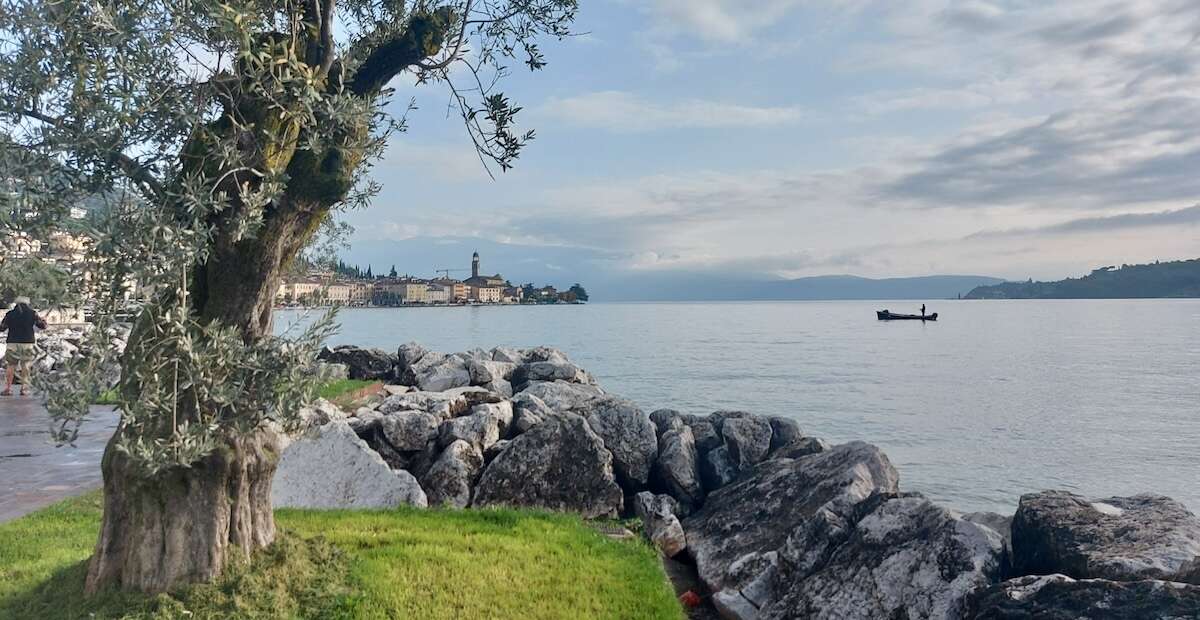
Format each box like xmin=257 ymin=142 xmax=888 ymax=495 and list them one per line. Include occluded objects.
xmin=0 ymin=398 xmax=118 ymax=523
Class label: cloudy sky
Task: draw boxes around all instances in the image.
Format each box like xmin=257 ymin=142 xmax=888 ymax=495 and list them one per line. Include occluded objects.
xmin=340 ymin=0 xmax=1200 ymax=294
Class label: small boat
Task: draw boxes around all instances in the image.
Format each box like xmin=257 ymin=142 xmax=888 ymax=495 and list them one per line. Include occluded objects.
xmin=877 ymin=310 xmax=937 ymax=321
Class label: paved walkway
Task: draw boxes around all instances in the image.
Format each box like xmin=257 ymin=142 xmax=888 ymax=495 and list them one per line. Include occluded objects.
xmin=0 ymin=398 xmax=118 ymax=523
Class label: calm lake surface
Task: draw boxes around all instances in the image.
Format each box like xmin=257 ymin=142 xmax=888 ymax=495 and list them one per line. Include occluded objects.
xmin=276 ymin=300 xmax=1200 ymax=514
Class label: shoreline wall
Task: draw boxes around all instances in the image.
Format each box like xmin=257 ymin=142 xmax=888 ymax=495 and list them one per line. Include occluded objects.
xmin=279 ymin=343 xmax=1200 ymax=619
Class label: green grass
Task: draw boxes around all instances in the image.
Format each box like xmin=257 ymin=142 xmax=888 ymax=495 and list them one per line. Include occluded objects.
xmin=317 ymin=379 xmax=379 ymax=402
xmin=94 ymin=388 xmax=119 ymax=405
xmin=0 ymin=493 xmax=681 ymax=620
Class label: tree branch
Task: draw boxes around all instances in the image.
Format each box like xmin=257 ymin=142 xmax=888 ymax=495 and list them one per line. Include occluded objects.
xmin=348 ymin=7 xmax=457 ymax=96
xmin=416 ymin=0 xmax=472 ymax=72
xmin=4 ymin=107 xmax=165 ymax=198
xmin=303 ymin=0 xmax=337 ymax=76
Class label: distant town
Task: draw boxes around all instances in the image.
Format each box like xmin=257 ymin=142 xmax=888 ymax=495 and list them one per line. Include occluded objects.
xmin=276 ymin=251 xmax=589 ymax=307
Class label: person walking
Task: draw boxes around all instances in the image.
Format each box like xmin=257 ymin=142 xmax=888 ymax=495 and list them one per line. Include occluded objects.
xmin=1 ymin=296 xmax=48 ymax=396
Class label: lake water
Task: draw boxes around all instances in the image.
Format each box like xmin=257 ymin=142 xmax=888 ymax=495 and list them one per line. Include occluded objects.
xmin=276 ymin=300 xmax=1200 ymax=514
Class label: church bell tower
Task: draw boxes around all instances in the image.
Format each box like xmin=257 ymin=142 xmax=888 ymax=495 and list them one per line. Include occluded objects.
xmin=471 ymin=251 xmax=480 ymax=279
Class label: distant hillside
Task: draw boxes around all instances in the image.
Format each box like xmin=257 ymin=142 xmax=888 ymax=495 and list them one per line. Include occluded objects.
xmin=747 ymin=275 xmax=1005 ymax=301
xmin=964 ymin=258 xmax=1200 ymax=299
xmin=603 ymin=274 xmax=1005 ymax=301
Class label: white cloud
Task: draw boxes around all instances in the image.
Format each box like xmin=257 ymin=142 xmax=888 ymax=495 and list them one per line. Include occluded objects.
xmin=376 ymin=143 xmax=491 ymax=183
xmin=844 ymin=0 xmax=1200 ymax=111
xmin=357 ymin=0 xmax=1200 ymax=282
xmin=538 ymin=91 xmax=805 ymax=131
xmin=636 ymin=0 xmax=805 ymax=42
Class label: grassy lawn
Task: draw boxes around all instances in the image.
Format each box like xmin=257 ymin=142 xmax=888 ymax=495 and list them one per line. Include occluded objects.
xmin=319 ymin=378 xmax=379 ymax=402
xmin=0 ymin=493 xmax=681 ymax=620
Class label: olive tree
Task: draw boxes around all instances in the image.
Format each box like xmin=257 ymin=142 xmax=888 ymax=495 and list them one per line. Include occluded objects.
xmin=0 ymin=0 xmax=576 ymax=594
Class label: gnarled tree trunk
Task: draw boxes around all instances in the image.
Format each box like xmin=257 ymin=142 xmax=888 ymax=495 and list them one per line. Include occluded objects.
xmin=85 ymin=426 xmax=283 ymax=594
xmin=79 ymin=3 xmax=454 ymax=594
xmin=84 ymin=198 xmax=328 ymax=594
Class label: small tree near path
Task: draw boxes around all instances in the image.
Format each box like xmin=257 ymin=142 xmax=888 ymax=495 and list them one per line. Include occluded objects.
xmin=1 ymin=0 xmax=577 ymax=595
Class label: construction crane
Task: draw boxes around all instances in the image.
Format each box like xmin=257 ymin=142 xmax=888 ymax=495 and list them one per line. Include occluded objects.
xmin=434 ymin=268 xmax=469 ymax=279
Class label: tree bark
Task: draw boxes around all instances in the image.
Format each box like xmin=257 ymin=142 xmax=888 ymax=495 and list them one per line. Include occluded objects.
xmin=84 ymin=426 xmax=283 ymax=595
xmin=80 ymin=8 xmax=457 ymax=593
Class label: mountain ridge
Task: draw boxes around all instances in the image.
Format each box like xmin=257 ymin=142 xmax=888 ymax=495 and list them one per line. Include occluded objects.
xmin=964 ymin=258 xmax=1200 ymax=299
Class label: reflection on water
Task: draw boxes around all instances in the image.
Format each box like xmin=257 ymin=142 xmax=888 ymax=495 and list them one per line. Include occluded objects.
xmin=277 ymin=299 xmax=1200 ymax=513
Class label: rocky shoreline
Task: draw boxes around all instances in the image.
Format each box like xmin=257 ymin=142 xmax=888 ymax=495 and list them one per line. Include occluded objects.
xmin=272 ymin=343 xmax=1199 ymax=619
xmin=0 ymin=324 xmax=128 ymax=384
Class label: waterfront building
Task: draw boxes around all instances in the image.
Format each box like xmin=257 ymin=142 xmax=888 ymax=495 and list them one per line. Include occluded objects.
xmin=278 ymin=278 xmax=325 ymax=304
xmin=425 ymin=284 xmax=449 ymax=304
xmin=463 ymin=251 xmax=507 ymax=289
xmin=325 ymin=282 xmax=351 ymax=305
xmin=397 ymin=279 xmax=427 ymax=304
xmin=372 ymin=279 xmax=425 ymax=304
xmin=432 ymin=278 xmax=468 ymax=302
xmin=348 ymin=281 xmax=372 ymax=306
xmin=471 ymin=285 xmax=502 ymax=303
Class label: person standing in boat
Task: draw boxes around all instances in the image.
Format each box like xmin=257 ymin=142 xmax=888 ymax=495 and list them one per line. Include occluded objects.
xmin=921 ymin=303 xmax=926 ymax=317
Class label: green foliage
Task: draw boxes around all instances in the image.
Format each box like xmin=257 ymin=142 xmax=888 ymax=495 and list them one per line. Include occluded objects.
xmin=0 ymin=493 xmax=683 ymax=620
xmin=34 ymin=323 xmax=124 ymax=445
xmin=2 ymin=0 xmax=579 ymax=478
xmin=112 ymin=307 xmax=339 ymax=475
xmin=0 ymin=258 xmax=75 ymax=308
xmin=965 ymin=258 xmax=1200 ymax=299
xmin=569 ymin=283 xmax=589 ymax=301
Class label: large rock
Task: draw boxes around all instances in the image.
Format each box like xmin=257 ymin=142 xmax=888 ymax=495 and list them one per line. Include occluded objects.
xmin=634 ymin=492 xmax=687 ymax=558
xmin=686 ymin=416 xmax=723 ymax=453
xmin=683 ymin=442 xmax=900 ymax=592
xmin=767 ymin=417 xmax=803 ymax=453
xmin=580 ymin=397 xmax=658 ymax=488
xmin=511 ymin=391 xmax=558 ymax=429
xmin=963 ymin=511 xmax=1013 ymax=552
xmin=699 ymin=445 xmax=739 ymax=492
xmin=761 ymin=495 xmax=1004 ymax=620
xmin=967 ymin=574 xmax=1200 ymax=620
xmin=519 ymin=380 xmax=605 ymax=411
xmin=653 ymin=425 xmax=704 ymax=510
xmin=521 ymin=346 xmax=572 ymax=364
xmin=377 ymin=390 xmax=473 ymax=418
xmin=397 ymin=342 xmax=430 ymax=370
xmin=315 ymin=361 xmax=349 ymax=382
xmin=469 ymin=356 xmax=517 ymax=387
xmin=414 ymin=357 xmax=472 ymax=392
xmin=379 ymin=411 xmax=440 ymax=451
xmin=1012 ymin=491 xmax=1200 ymax=583
xmin=481 ymin=379 xmax=513 ymax=399
xmin=438 ymin=407 xmax=504 ymax=451
xmin=421 ymin=440 xmax=484 ymax=509
xmin=773 ymin=436 xmax=831 ymax=459
xmin=347 ymin=407 xmax=384 ymax=435
xmin=472 ymin=401 xmax=514 ymax=436
xmin=713 ymin=589 xmax=762 ymax=620
xmin=474 ymin=414 xmax=624 ymax=519
xmin=396 ymin=342 xmax=433 ymax=384
xmin=649 ymin=408 xmax=684 ymax=438
xmin=318 ymin=345 xmax=395 ymax=381
xmin=296 ymin=398 xmax=346 ymax=429
xmin=273 ymin=421 xmax=428 ymax=509
xmin=520 ymin=360 xmax=594 ymax=385
xmin=721 ymin=416 xmax=773 ymax=472
xmin=490 ymin=346 xmax=524 ymax=364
